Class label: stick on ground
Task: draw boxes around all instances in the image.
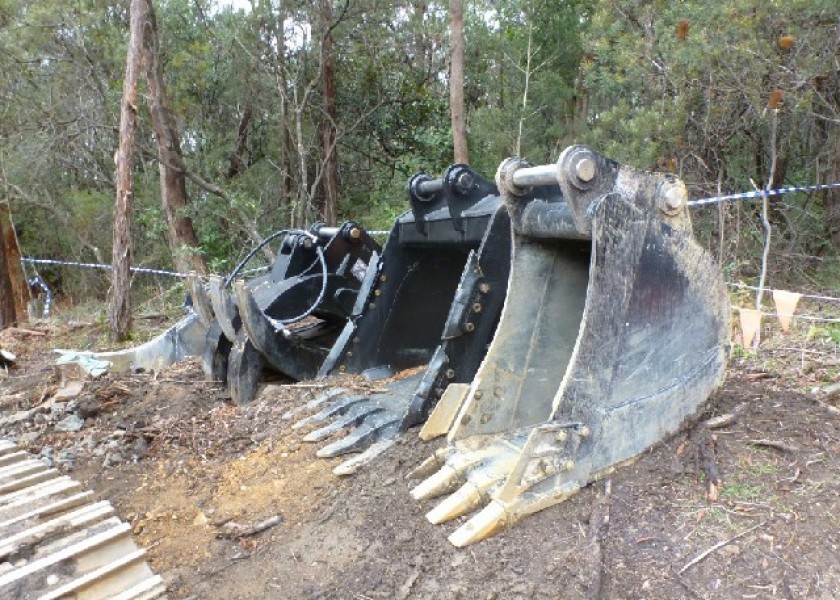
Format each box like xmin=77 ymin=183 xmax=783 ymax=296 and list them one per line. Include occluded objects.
xmin=750 ymin=439 xmax=798 ymax=453
xmin=216 ymin=514 xmax=284 ymax=539
xmin=679 ymin=521 xmax=766 ymax=574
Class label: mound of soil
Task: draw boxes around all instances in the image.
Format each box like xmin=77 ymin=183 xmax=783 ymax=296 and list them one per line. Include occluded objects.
xmin=1 ymin=322 xmax=839 ymax=599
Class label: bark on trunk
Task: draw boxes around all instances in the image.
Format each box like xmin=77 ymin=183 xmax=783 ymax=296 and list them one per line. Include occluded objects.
xmin=109 ymin=0 xmax=145 ymax=342
xmin=142 ymin=0 xmax=206 ymax=275
xmin=319 ymin=0 xmax=338 ymax=226
xmin=226 ymin=106 xmax=253 ymax=180
xmin=0 ymin=222 xmax=15 ymax=329
xmin=0 ymin=202 xmax=27 ymax=327
xmin=269 ymin=1 xmax=294 ymax=219
xmin=449 ymin=0 xmax=469 ymax=164
xmin=827 ymin=131 xmax=840 ymax=248
xmin=0 ymin=209 xmax=25 ymax=319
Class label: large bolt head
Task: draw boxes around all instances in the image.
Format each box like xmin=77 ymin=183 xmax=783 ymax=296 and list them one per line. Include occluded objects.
xmin=495 ymin=157 xmax=532 ymax=197
xmin=574 ymin=157 xmax=596 ymax=182
xmin=660 ymin=180 xmax=688 ymax=214
xmin=559 ymin=146 xmax=599 ymax=191
xmin=455 ymin=171 xmax=474 ymax=193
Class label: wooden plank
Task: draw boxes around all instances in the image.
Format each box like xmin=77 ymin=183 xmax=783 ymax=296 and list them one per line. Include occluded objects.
xmin=0 ymin=476 xmax=79 ymax=505
xmin=0 ymin=468 xmax=59 ymax=495
xmin=0 ymin=521 xmax=130 ymax=587
xmin=0 ymin=501 xmax=114 ymax=559
xmin=37 ymin=547 xmax=146 ymax=600
xmin=0 ymin=443 xmax=165 ymax=598
xmin=0 ymin=459 xmax=49 ymax=482
xmin=0 ymin=451 xmax=30 ymax=468
xmin=108 ymin=575 xmax=168 ymax=600
xmin=0 ymin=492 xmax=94 ymax=531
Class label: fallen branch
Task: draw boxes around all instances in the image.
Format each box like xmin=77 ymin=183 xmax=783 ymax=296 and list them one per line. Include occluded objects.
xmin=695 ymin=427 xmax=721 ymax=501
xmin=4 ymin=327 xmax=46 ymax=337
xmin=749 ymin=439 xmax=798 ymax=453
xmin=705 ymin=413 xmax=737 ymax=430
xmin=679 ymin=521 xmax=766 ymax=574
xmin=216 ymin=514 xmax=284 ymax=539
xmin=278 ymin=383 xmax=334 ymax=389
xmin=96 ymin=398 xmax=122 ymax=412
xmin=155 ymin=379 xmax=223 ymax=385
xmin=744 ymin=372 xmax=771 ymax=381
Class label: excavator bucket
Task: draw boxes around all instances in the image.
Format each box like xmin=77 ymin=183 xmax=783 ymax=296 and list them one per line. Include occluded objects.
xmin=285 ymin=165 xmax=512 ymax=473
xmin=55 ymin=309 xmax=208 ymax=375
xmin=410 ymin=146 xmax=729 ymax=546
xmin=199 ymin=223 xmax=381 ymax=403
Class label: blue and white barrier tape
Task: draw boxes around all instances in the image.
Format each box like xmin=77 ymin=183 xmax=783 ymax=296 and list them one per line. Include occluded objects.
xmin=20 ymin=229 xmax=392 ymax=281
xmin=26 ymin=275 xmax=52 ymax=318
xmin=727 ymin=282 xmax=840 ymax=304
xmin=689 ymin=182 xmax=840 ymax=207
xmin=20 ymin=257 xmax=190 ymax=278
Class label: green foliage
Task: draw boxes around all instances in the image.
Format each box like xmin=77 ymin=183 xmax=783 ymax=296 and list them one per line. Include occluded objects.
xmin=1 ymin=0 xmax=839 ymax=307
xmin=807 ymin=323 xmax=840 ymax=346
xmin=582 ymin=0 xmax=840 ymax=281
xmin=720 ymin=482 xmax=763 ymax=502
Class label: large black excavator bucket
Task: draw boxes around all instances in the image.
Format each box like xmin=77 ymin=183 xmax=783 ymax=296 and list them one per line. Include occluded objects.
xmin=410 ymin=146 xmax=730 ymax=546
xmin=198 ymin=223 xmax=381 ymax=404
xmin=285 ymin=165 xmax=513 ymax=473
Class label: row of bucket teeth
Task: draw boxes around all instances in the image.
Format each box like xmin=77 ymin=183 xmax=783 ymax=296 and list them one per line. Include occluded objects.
xmin=285 ymin=386 xmax=408 ymax=475
xmin=409 ymin=424 xmax=588 ymax=547
xmin=0 ymin=439 xmax=166 ymax=599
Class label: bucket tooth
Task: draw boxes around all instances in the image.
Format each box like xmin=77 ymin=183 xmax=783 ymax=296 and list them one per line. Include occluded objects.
xmin=282 ymin=388 xmax=347 ymax=420
xmin=333 ymin=439 xmax=398 ymax=476
xmin=406 ymin=449 xmax=450 ymax=480
xmin=300 ymin=374 xmax=423 ymax=464
xmin=426 ymin=482 xmax=483 ymax=525
xmin=410 ymin=465 xmax=462 ymax=501
xmin=425 ymin=451 xmax=517 ymax=524
xmin=302 ymin=403 xmax=383 ymax=442
xmin=448 ymin=499 xmax=508 ymax=548
xmin=413 ymin=146 xmax=730 ymax=546
xmin=292 ymin=395 xmax=367 ymax=430
xmin=316 ymin=413 xmax=400 ymax=457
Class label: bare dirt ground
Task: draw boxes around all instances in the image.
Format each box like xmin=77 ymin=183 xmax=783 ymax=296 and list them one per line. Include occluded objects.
xmin=1 ymin=318 xmax=840 ymax=599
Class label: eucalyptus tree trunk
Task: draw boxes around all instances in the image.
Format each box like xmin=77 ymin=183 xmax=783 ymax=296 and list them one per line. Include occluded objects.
xmin=0 ymin=246 xmax=14 ymax=329
xmin=319 ymin=0 xmax=338 ymax=226
xmin=0 ymin=201 xmax=27 ymax=328
xmin=827 ymin=132 xmax=840 ymax=248
xmin=142 ymin=0 xmax=206 ymax=275
xmin=449 ymin=0 xmax=469 ymax=164
xmin=109 ymin=0 xmax=145 ymax=341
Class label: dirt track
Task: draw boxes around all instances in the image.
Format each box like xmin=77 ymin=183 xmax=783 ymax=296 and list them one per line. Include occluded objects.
xmin=1 ymin=323 xmax=840 ymax=599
